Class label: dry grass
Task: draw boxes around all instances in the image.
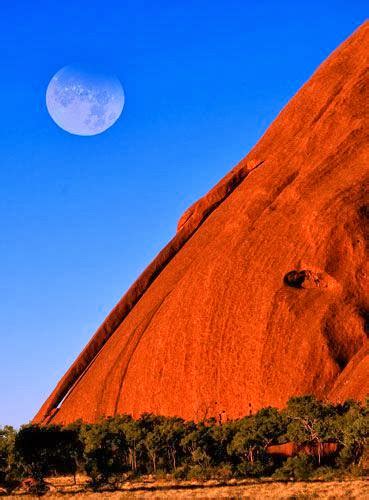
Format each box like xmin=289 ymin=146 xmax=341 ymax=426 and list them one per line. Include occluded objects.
xmin=3 ymin=476 xmax=369 ymax=499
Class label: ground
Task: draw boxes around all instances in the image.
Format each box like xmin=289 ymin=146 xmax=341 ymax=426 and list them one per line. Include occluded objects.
xmin=4 ymin=476 xmax=369 ymax=499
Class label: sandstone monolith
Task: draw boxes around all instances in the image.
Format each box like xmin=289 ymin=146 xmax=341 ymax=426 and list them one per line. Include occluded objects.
xmin=35 ymin=22 xmax=369 ymax=425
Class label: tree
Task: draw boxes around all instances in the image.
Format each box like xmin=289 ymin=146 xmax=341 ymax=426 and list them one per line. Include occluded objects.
xmin=0 ymin=426 xmax=18 ymax=493
xmin=14 ymin=424 xmax=80 ymax=493
xmin=180 ymin=420 xmax=215 ymax=471
xmin=79 ymin=417 xmax=127 ymax=486
xmin=120 ymin=415 xmax=144 ymax=474
xmin=64 ymin=419 xmax=86 ymax=483
xmin=209 ymin=420 xmax=235 ymax=465
xmin=159 ymin=417 xmax=186 ymax=471
xmin=331 ymin=401 xmax=369 ymax=467
xmin=285 ymin=395 xmax=336 ymax=464
xmin=139 ymin=414 xmax=165 ymax=473
xmin=253 ymin=407 xmax=287 ymax=449
xmin=227 ymin=416 xmax=260 ymax=464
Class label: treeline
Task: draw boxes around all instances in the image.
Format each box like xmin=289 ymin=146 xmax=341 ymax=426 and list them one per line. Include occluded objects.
xmin=1 ymin=396 xmax=369 ymax=494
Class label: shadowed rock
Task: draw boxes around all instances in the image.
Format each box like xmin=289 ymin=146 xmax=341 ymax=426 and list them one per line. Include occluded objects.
xmin=284 ymin=270 xmax=328 ymax=289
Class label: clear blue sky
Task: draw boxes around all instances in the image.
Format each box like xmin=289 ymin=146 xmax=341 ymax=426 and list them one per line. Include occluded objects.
xmin=0 ymin=1 xmax=366 ymax=427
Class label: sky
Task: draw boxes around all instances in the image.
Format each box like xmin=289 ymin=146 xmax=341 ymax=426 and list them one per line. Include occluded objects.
xmin=0 ymin=0 xmax=367 ymax=427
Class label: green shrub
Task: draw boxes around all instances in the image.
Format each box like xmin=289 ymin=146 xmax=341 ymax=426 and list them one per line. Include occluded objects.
xmin=273 ymin=455 xmax=315 ymax=481
xmin=213 ymin=463 xmax=233 ymax=480
xmin=186 ymin=464 xmax=212 ymax=481
xmin=172 ymin=464 xmax=189 ymax=480
xmin=309 ymin=465 xmax=338 ymax=481
xmin=236 ymin=459 xmax=272 ymax=478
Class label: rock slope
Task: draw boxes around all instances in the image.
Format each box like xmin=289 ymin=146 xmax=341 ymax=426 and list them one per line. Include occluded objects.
xmin=35 ymin=22 xmax=369 ymax=425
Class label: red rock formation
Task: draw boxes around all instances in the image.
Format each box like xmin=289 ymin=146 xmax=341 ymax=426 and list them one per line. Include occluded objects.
xmin=34 ymin=22 xmax=369 ymax=425
xmin=266 ymin=442 xmax=338 ymax=458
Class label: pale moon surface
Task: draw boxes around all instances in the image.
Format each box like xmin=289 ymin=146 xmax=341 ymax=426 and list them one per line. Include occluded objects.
xmin=46 ymin=65 xmax=125 ymax=136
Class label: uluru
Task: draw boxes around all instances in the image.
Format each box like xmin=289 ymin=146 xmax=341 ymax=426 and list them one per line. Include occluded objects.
xmin=34 ymin=21 xmax=369 ymax=426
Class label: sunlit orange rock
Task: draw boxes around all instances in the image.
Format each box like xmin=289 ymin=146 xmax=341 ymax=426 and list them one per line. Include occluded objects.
xmin=34 ymin=22 xmax=369 ymax=425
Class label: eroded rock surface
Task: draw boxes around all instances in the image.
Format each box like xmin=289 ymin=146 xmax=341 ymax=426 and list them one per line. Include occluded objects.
xmin=284 ymin=269 xmax=329 ymax=289
xmin=34 ymin=22 xmax=369 ymax=425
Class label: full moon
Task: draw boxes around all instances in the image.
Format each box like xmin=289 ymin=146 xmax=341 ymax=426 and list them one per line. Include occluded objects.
xmin=46 ymin=65 xmax=125 ymax=136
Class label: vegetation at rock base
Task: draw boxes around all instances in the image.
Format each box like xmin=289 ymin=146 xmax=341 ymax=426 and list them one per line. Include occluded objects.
xmin=1 ymin=396 xmax=369 ymax=495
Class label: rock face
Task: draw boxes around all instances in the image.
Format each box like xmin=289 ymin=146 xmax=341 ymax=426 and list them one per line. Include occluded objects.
xmin=34 ymin=22 xmax=369 ymax=425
